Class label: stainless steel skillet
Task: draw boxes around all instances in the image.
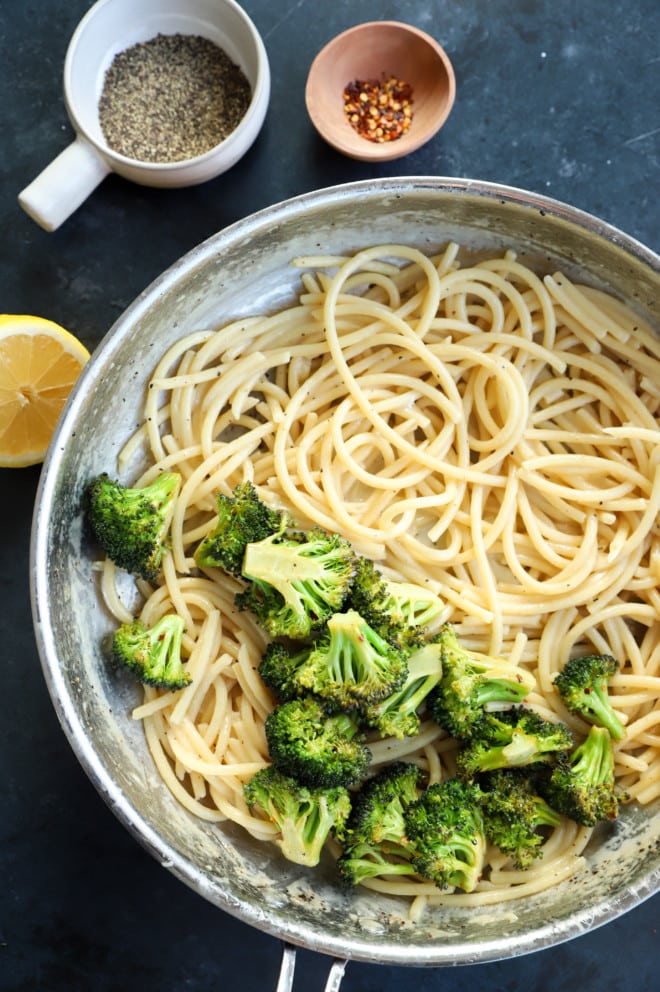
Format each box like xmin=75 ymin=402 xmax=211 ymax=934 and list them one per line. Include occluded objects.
xmin=30 ymin=177 xmax=660 ymax=989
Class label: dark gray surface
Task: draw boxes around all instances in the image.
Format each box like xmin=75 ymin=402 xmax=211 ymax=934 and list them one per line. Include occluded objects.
xmin=1 ymin=1 xmax=658 ymax=989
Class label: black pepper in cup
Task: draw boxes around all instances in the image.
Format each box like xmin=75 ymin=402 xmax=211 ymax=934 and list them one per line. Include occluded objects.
xmin=98 ymin=33 xmax=252 ymax=162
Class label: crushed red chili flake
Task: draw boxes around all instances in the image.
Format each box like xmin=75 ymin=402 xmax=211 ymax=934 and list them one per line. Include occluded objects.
xmin=343 ymin=76 xmax=414 ymax=143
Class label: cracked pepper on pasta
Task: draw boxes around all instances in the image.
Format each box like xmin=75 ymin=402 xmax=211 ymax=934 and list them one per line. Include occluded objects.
xmin=97 ymin=243 xmax=660 ymax=918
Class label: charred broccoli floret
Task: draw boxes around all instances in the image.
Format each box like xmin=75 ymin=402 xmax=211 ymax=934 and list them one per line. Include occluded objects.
xmin=236 ymin=528 xmax=356 ymax=639
xmin=87 ymin=471 xmax=181 ymax=581
xmin=257 ymin=641 xmax=313 ymax=702
xmin=194 ymin=481 xmax=285 ymax=576
xmin=553 ymin=654 xmax=625 ymax=741
xmin=404 ymin=778 xmax=486 ymax=892
xmin=362 ymin=637 xmax=444 ymax=739
xmin=428 ymin=624 xmax=536 ymax=739
xmin=479 ymin=769 xmax=561 ymax=868
xmin=541 ymin=725 xmax=623 ymax=826
xmin=111 ymin=614 xmax=191 ymax=690
xmin=347 ymin=556 xmax=444 ymax=648
xmin=337 ymin=762 xmax=423 ymax=886
xmin=265 ymin=696 xmax=372 ymax=788
xmin=294 ymin=609 xmax=409 ymax=710
xmin=243 ymin=766 xmax=351 ymax=867
xmin=457 ymin=708 xmax=573 ymax=779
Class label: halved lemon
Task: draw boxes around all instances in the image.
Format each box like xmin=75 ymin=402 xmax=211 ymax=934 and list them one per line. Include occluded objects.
xmin=0 ymin=314 xmax=90 ymax=467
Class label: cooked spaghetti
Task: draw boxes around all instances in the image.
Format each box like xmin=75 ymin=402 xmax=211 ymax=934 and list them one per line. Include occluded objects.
xmin=98 ymin=243 xmax=660 ymax=914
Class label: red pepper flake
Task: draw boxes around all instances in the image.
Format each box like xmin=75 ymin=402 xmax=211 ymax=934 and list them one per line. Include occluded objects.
xmin=342 ymin=76 xmax=414 ymax=143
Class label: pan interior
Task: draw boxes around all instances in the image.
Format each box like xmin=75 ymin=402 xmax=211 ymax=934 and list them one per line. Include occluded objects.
xmin=32 ymin=178 xmax=660 ymax=966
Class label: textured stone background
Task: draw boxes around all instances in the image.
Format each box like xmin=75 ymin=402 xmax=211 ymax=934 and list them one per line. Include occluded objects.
xmin=1 ymin=1 xmax=658 ymax=989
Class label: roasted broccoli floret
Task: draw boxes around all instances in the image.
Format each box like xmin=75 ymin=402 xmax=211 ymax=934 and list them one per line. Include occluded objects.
xmin=337 ymin=762 xmax=423 ymax=886
xmin=194 ymin=481 xmax=285 ymax=576
xmin=265 ymin=696 xmax=372 ymax=788
xmin=236 ymin=528 xmax=356 ymax=639
xmin=428 ymin=623 xmax=536 ymax=739
xmin=87 ymin=471 xmax=181 ymax=580
xmin=404 ymin=778 xmax=486 ymax=892
xmin=479 ymin=769 xmax=561 ymax=868
xmin=362 ymin=637 xmax=444 ymax=739
xmin=243 ymin=766 xmax=351 ymax=867
xmin=457 ymin=708 xmax=573 ymax=779
xmin=293 ymin=609 xmax=409 ymax=710
xmin=111 ymin=614 xmax=191 ymax=690
xmin=541 ymin=725 xmax=622 ymax=826
xmin=348 ymin=556 xmax=444 ymax=648
xmin=553 ymin=654 xmax=625 ymax=741
xmin=258 ymin=641 xmax=313 ymax=702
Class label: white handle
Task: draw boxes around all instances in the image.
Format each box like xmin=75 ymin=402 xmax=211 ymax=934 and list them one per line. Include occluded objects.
xmin=18 ymin=135 xmax=111 ymax=232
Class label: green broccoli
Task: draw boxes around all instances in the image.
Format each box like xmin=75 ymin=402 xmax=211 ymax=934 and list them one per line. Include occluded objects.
xmin=294 ymin=609 xmax=409 ymax=710
xmin=236 ymin=528 xmax=356 ymax=639
xmin=457 ymin=707 xmax=573 ymax=779
xmin=362 ymin=637 xmax=444 ymax=739
xmin=265 ymin=696 xmax=372 ymax=788
xmin=479 ymin=769 xmax=561 ymax=868
xmin=541 ymin=725 xmax=622 ymax=826
xmin=428 ymin=623 xmax=536 ymax=739
xmin=87 ymin=471 xmax=181 ymax=580
xmin=258 ymin=641 xmax=313 ymax=702
xmin=553 ymin=654 xmax=625 ymax=741
xmin=337 ymin=762 xmax=423 ymax=886
xmin=337 ymin=843 xmax=417 ymax=887
xmin=111 ymin=614 xmax=191 ymax=690
xmin=243 ymin=766 xmax=351 ymax=867
xmin=404 ymin=778 xmax=486 ymax=892
xmin=194 ymin=481 xmax=285 ymax=576
xmin=348 ymin=556 xmax=444 ymax=648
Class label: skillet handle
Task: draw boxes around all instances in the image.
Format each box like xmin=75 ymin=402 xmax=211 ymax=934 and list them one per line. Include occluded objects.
xmin=276 ymin=942 xmax=347 ymax=992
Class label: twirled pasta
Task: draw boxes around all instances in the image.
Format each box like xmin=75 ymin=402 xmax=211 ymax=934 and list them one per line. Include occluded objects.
xmin=99 ymin=243 xmax=660 ymax=912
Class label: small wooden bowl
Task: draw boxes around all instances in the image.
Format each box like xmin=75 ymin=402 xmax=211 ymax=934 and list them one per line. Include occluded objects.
xmin=305 ymin=21 xmax=456 ymax=162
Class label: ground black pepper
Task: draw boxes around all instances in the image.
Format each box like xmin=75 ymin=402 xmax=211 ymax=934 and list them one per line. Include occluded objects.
xmin=343 ymin=76 xmax=414 ymax=143
xmin=98 ymin=33 xmax=252 ymax=163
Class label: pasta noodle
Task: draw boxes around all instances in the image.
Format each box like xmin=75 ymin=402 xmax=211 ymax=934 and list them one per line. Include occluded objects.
xmin=100 ymin=243 xmax=660 ymax=909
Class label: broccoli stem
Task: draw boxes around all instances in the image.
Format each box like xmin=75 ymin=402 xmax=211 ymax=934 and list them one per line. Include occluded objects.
xmin=327 ymin=614 xmax=391 ymax=685
xmin=244 ymin=539 xmax=333 ymax=587
xmin=570 ymin=724 xmax=615 ymax=787
xmin=581 ymin=684 xmax=626 ymax=741
xmin=365 ymin=640 xmax=442 ymax=738
xmin=489 ymin=730 xmax=544 ymax=770
xmin=474 ymin=678 xmax=534 ymax=708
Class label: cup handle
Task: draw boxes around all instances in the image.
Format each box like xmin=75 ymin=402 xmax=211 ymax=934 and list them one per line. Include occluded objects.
xmin=18 ymin=136 xmax=111 ymax=232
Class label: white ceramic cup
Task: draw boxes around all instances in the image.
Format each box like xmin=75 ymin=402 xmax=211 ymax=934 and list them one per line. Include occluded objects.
xmin=19 ymin=0 xmax=270 ymax=232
